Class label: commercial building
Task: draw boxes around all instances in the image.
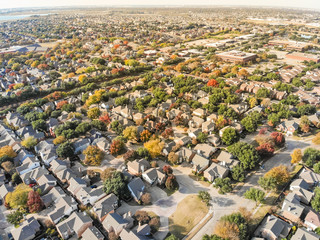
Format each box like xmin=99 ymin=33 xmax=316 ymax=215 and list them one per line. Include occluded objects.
xmin=216 ymin=50 xmax=257 ymax=63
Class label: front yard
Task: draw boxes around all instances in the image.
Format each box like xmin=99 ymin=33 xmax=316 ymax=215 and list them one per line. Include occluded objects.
xmin=169 ymin=195 xmax=209 ymax=239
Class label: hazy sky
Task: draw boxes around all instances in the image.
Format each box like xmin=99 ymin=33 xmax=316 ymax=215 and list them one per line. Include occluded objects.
xmin=1 ymin=0 xmax=320 ymax=10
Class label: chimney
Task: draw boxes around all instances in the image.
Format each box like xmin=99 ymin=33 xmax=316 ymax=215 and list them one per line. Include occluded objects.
xmin=288 ymin=206 xmax=292 ymax=211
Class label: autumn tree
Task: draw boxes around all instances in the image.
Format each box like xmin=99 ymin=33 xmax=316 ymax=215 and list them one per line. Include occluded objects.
xmin=6 ymin=184 xmax=32 ymax=209
xmin=87 ymin=107 xmax=101 ymax=119
xmin=291 ymin=149 xmax=302 ymax=164
xmin=53 ymin=136 xmax=66 ymax=145
xmin=140 ymin=130 xmax=151 ymax=142
xmin=238 ymin=68 xmax=249 ymax=79
xmin=110 ymin=140 xmax=124 ymax=155
xmin=1 ymin=161 xmax=14 ymax=173
xmin=141 ymin=193 xmax=151 ymax=205
xmin=161 ymin=128 xmax=174 ymax=139
xmin=313 ymin=133 xmax=320 ymax=145
xmin=300 ymin=115 xmax=310 ymax=133
xmin=83 ymin=145 xmax=104 ymax=166
xmin=168 ymin=152 xmax=179 ymax=165
xmin=101 ymin=167 xmax=116 ymax=181
xmin=165 ymin=174 xmax=178 ymax=190
xmin=270 ymin=132 xmax=285 ymax=147
xmin=99 ymin=112 xmax=111 ymax=125
xmin=123 ymin=126 xmax=138 ymax=141
xmin=207 ymin=79 xmax=218 ymax=87
xmin=249 ymin=97 xmax=257 ymax=108
xmin=259 ymin=165 xmax=290 ymax=190
xmin=0 ymin=145 xmax=17 ymax=159
xmin=256 ymin=143 xmax=274 ymax=157
xmin=163 ymin=165 xmax=173 ymax=175
xmin=144 ymin=139 xmax=164 ymax=158
xmin=21 ymin=136 xmax=37 ymax=149
xmin=27 ymin=190 xmax=44 ymax=213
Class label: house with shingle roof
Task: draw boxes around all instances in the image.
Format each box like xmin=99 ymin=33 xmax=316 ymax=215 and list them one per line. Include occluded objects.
xmin=128 ymin=177 xmax=145 ymax=202
xmin=142 ymin=168 xmax=166 ymax=185
xmin=204 ymin=162 xmax=229 ymax=182
xmin=82 ymin=226 xmax=104 ymax=240
xmin=258 ymin=215 xmax=291 ymax=240
xmin=11 ymin=217 xmax=40 ymax=240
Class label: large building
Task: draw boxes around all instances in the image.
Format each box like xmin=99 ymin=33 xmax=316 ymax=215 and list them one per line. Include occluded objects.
xmin=268 ymin=40 xmax=310 ymax=51
xmin=286 ymin=52 xmax=320 ymax=63
xmin=216 ymin=50 xmax=257 ymax=63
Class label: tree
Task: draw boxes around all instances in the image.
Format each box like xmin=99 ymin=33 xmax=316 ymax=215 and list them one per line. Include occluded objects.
xmin=56 ymin=142 xmax=74 ymax=158
xmin=5 ymin=184 xmax=32 ymax=208
xmin=214 ymin=220 xmax=239 ymax=240
xmin=241 ymin=116 xmax=257 ymax=133
xmin=197 ymin=132 xmax=208 ymax=143
xmin=244 ymin=188 xmax=265 ymax=204
xmin=1 ymin=161 xmax=14 ymax=173
xmin=101 ymin=167 xmax=116 ymax=181
xmin=259 ymin=165 xmax=289 ymax=190
xmin=222 ymin=127 xmax=239 ymax=145
xmin=163 ymin=165 xmax=173 ymax=175
xmin=256 ymin=143 xmax=274 ymax=157
xmin=228 ymin=142 xmax=260 ymax=170
xmin=75 ymin=122 xmax=91 ymax=135
xmin=238 ymin=68 xmax=249 ymax=79
xmin=165 ymin=174 xmax=178 ymax=190
xmin=161 ymin=128 xmax=174 ymax=139
xmin=144 ymin=139 xmax=164 ymax=158
xmin=207 ymin=79 xmax=218 ymax=87
xmin=231 ymin=164 xmax=246 ymax=182
xmin=291 ymin=149 xmax=302 ymax=164
xmin=110 ymin=140 xmax=124 ymax=155
xmin=141 ymin=193 xmax=151 ymax=205
xmin=165 ymin=235 xmax=180 ymax=240
xmin=311 ymin=187 xmax=320 ymax=212
xmin=168 ymin=152 xmax=179 ymax=165
xmin=99 ymin=113 xmax=111 ymax=125
xmin=214 ymin=177 xmax=232 ymax=194
xmin=21 ymin=136 xmax=38 ymax=149
xmin=0 ymin=145 xmax=17 ymax=159
xmin=270 ymin=132 xmax=285 ymax=147
xmin=198 ymin=191 xmax=211 ymax=206
xmin=249 ymin=97 xmax=257 ymax=108
xmin=103 ymin=171 xmax=129 ymax=198
xmin=83 ymin=145 xmax=104 ymax=166
xmin=53 ymin=136 xmax=66 ymax=145
xmin=300 ymin=115 xmax=310 ymax=133
xmin=110 ymin=120 xmax=124 ymax=135
xmin=140 ymin=130 xmax=151 ymax=142
xmin=27 ymin=190 xmax=43 ymax=213
xmin=87 ymin=107 xmax=100 ymax=119
xmin=302 ymin=148 xmax=320 ymax=167
xmin=32 ymin=119 xmax=46 ymax=131
xmin=137 ymin=147 xmax=151 ymax=160
xmin=313 ymin=133 xmax=320 ymax=145
xmin=123 ymin=126 xmax=138 ymax=141
xmin=6 ymin=211 xmax=23 ymax=225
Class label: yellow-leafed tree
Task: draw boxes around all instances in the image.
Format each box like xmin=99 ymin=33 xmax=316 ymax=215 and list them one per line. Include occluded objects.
xmin=144 ymin=139 xmax=164 ymax=158
xmin=264 ymin=165 xmax=290 ymax=186
xmin=83 ymin=145 xmax=104 ymax=166
xmin=123 ymin=126 xmax=138 ymax=141
xmin=5 ymin=184 xmax=32 ymax=209
xmin=0 ymin=146 xmax=17 ymax=158
xmin=291 ymin=149 xmax=302 ymax=164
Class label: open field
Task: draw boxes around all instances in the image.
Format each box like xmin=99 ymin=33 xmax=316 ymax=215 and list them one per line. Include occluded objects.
xmin=169 ymin=195 xmax=209 ymax=239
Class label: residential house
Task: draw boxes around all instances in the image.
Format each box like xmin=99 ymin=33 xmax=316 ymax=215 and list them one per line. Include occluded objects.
xmin=162 ymin=141 xmax=176 ymax=156
xmin=73 ymin=138 xmax=91 ymax=154
xmin=102 ymin=212 xmax=129 ymax=235
xmin=204 ymin=163 xmax=229 ymax=182
xmin=21 ymin=166 xmax=49 ymax=185
xmin=277 ymin=120 xmax=299 ymax=135
xmin=49 ymin=196 xmax=78 ymax=224
xmin=67 ymin=177 xmax=87 ymax=195
xmin=192 ymin=154 xmax=209 ymax=173
xmin=16 ymin=156 xmax=40 ymax=175
xmin=207 ymin=134 xmax=221 ymax=147
xmin=305 ymin=210 xmax=320 ymax=231
xmin=202 ymin=121 xmax=215 ymax=133
xmin=189 ymin=116 xmax=204 ymax=128
xmin=258 ymin=215 xmax=291 ymax=240
xmin=127 ymin=159 xmax=150 ymax=175
xmin=36 ymin=174 xmax=57 ymax=195
xmin=120 ymin=229 xmax=149 ymax=240
xmin=92 ymin=193 xmax=119 ymax=222
xmin=217 ymin=151 xmax=239 ymax=170
xmin=55 ymin=168 xmax=77 ymax=184
xmin=281 ymin=194 xmax=305 ymax=222
xmin=11 ymin=217 xmax=40 ymax=240
xmin=142 ymin=168 xmax=166 ymax=185
xmin=75 ymin=185 xmax=106 ymax=206
xmin=300 ymin=168 xmax=320 ymax=186
xmin=49 ymin=159 xmax=69 ymax=174
xmin=56 ymin=211 xmax=93 ymax=239
xmin=194 ymin=143 xmax=216 ymax=159
xmin=0 ymin=184 xmax=13 ymax=200
xmin=177 ymin=147 xmax=195 ymax=163
xmin=128 ymin=177 xmax=145 ymax=202
xmin=291 ymin=228 xmax=320 ymax=240
xmin=82 ymin=226 xmax=104 ymax=240
xmin=174 ymin=136 xmax=191 ymax=146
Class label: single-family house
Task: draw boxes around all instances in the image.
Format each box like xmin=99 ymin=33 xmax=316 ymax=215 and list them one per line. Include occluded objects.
xmin=291 ymin=228 xmax=320 ymax=240
xmin=82 ymin=226 xmax=104 ymax=240
xmin=258 ymin=215 xmax=291 ymax=240
xmin=204 ymin=163 xmax=229 ymax=182
xmin=194 ymin=143 xmax=217 ymax=159
xmin=192 ymin=154 xmax=209 ymax=173
xmin=305 ymin=210 xmax=320 ymax=231
xmin=11 ymin=217 xmax=40 ymax=240
xmin=102 ymin=212 xmax=129 ymax=235
xmin=92 ymin=193 xmax=119 ymax=222
xmin=177 ymin=147 xmax=195 ymax=163
xmin=49 ymin=196 xmax=78 ymax=224
xmin=128 ymin=178 xmax=145 ymax=202
xmin=127 ymin=159 xmax=150 ymax=175
xmin=142 ymin=168 xmax=166 ymax=185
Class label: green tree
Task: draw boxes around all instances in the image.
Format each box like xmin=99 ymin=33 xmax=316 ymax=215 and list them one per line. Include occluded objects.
xmin=197 ymin=132 xmax=208 ymax=143
xmin=311 ymin=187 xmax=320 ymax=212
xmin=231 ymin=164 xmax=246 ymax=182
xmin=6 ymin=211 xmax=23 ymax=225
xmin=198 ymin=191 xmax=211 ymax=206
xmin=56 ymin=142 xmax=75 ymax=158
xmin=244 ymin=188 xmax=265 ymax=204
xmin=303 ymin=148 xmax=320 ymax=167
xmin=103 ymin=171 xmax=129 ymax=198
xmin=222 ymin=127 xmax=239 ymax=145
xmin=32 ymin=119 xmax=46 ymax=131
xmin=228 ymin=142 xmax=260 ymax=170
xmin=214 ymin=177 xmax=232 ymax=194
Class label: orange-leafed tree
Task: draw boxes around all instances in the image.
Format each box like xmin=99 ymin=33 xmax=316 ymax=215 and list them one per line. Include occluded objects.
xmin=99 ymin=113 xmax=111 ymax=125
xmin=27 ymin=190 xmax=44 ymax=213
xmin=207 ymin=79 xmax=218 ymax=87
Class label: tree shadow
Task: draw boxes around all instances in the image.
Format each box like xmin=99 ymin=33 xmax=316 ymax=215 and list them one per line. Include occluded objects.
xmin=212 ymin=196 xmax=235 ymax=207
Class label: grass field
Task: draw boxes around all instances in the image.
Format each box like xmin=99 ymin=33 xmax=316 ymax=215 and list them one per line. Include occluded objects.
xmin=169 ymin=195 xmax=209 ymax=239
